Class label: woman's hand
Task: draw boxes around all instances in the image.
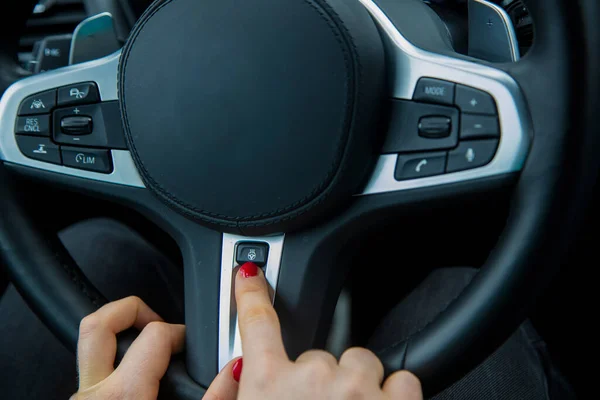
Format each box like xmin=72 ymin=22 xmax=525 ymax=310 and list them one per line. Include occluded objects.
xmin=72 ymin=296 xmax=239 ymax=400
xmin=205 ymin=262 xmax=423 ymax=400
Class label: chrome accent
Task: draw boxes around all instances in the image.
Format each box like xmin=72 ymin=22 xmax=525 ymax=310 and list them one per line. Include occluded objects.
xmin=359 ymin=0 xmax=530 ymax=196
xmin=218 ymin=234 xmax=285 ymax=371
xmin=472 ymin=0 xmax=520 ymax=62
xmin=0 ymin=51 xmax=145 ymax=188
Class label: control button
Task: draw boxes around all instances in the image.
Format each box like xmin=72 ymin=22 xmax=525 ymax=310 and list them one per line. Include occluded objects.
xmin=18 ymin=90 xmax=56 ymax=116
xmin=395 ymin=152 xmax=447 ymax=181
xmin=61 ymin=147 xmax=112 ymax=173
xmin=15 ymin=115 xmax=51 ymax=136
xmin=460 ymin=114 xmax=499 ymax=139
xmin=236 ymin=242 xmax=269 ymax=267
xmin=34 ymin=35 xmax=72 ymax=73
xmin=61 ymin=116 xmax=93 ymax=135
xmin=455 ymin=85 xmax=496 ymax=115
xmin=16 ymin=136 xmax=61 ymax=165
xmin=53 ymin=102 xmax=127 ymax=149
xmin=418 ymin=116 xmax=452 ymax=138
xmin=447 ymin=140 xmax=499 ymax=172
xmin=382 ymin=100 xmax=458 ymax=153
xmin=57 ymin=82 xmax=99 ymax=106
xmin=413 ymin=78 xmax=455 ymax=105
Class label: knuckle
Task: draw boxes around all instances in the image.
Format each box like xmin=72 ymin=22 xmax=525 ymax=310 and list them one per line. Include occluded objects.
xmin=238 ymin=279 xmax=266 ymax=297
xmin=78 ymin=314 xmax=102 ymax=339
xmin=339 ymin=376 xmax=370 ymax=399
xmin=304 ymin=359 xmax=334 ymax=383
xmin=342 ymin=347 xmax=375 ymax=360
xmin=123 ymin=295 xmax=144 ymax=308
xmin=144 ymin=321 xmax=170 ymax=338
xmin=240 ymin=303 xmax=277 ymax=327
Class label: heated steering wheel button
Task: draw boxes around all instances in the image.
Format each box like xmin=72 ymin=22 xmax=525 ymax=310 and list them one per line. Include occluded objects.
xmin=418 ymin=116 xmax=452 ymax=138
xmin=395 ymin=152 xmax=447 ymax=181
xmin=447 ymin=140 xmax=499 ymax=172
xmin=461 ymin=114 xmax=499 ymax=139
xmin=57 ymin=82 xmax=99 ymax=106
xmin=61 ymin=147 xmax=112 ymax=173
xmin=16 ymin=136 xmax=61 ymax=165
xmin=15 ymin=115 xmax=51 ymax=136
xmin=413 ymin=78 xmax=455 ymax=105
xmin=236 ymin=243 xmax=269 ymax=267
xmin=455 ymin=85 xmax=497 ymax=115
xmin=18 ymin=90 xmax=56 ymax=116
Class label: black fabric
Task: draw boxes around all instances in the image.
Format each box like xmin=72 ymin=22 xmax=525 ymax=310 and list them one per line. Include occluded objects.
xmin=369 ymin=267 xmax=575 ymax=400
xmin=119 ymin=0 xmax=385 ymax=235
xmin=431 ymin=323 xmax=549 ymax=400
xmin=0 ymin=285 xmax=78 ymax=400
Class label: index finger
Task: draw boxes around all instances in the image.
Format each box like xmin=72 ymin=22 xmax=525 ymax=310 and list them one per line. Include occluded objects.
xmin=235 ymin=262 xmax=287 ymax=364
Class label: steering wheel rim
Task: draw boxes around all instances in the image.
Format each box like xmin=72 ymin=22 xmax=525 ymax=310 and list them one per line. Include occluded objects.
xmin=1 ymin=0 xmax=598 ymax=398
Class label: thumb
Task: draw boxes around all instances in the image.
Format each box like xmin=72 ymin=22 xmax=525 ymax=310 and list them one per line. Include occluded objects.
xmin=203 ymin=357 xmax=242 ymax=400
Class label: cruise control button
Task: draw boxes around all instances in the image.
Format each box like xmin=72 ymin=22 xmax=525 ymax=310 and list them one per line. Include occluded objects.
xmin=460 ymin=114 xmax=499 ymax=139
xmin=61 ymin=116 xmax=93 ymax=135
xmin=18 ymin=90 xmax=56 ymax=115
xmin=413 ymin=78 xmax=455 ymax=105
xmin=16 ymin=136 xmax=61 ymax=164
xmin=418 ymin=116 xmax=452 ymax=138
xmin=382 ymin=100 xmax=458 ymax=153
xmin=57 ymin=82 xmax=99 ymax=106
xmin=236 ymin=242 xmax=269 ymax=267
xmin=53 ymin=102 xmax=127 ymax=149
xmin=15 ymin=115 xmax=51 ymax=136
xmin=61 ymin=147 xmax=112 ymax=173
xmin=455 ymin=85 xmax=496 ymax=115
xmin=395 ymin=152 xmax=447 ymax=181
xmin=447 ymin=140 xmax=499 ymax=172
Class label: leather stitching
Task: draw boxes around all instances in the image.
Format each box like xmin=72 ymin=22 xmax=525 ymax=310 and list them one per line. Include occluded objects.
xmin=54 ymin=248 xmax=105 ymax=309
xmin=119 ymin=0 xmax=362 ymax=227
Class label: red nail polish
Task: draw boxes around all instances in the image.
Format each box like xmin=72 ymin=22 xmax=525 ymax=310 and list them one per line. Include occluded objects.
xmin=232 ymin=358 xmax=243 ymax=382
xmin=239 ymin=262 xmax=259 ymax=278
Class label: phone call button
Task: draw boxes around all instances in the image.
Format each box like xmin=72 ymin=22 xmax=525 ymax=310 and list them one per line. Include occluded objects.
xmin=395 ymin=152 xmax=447 ymax=181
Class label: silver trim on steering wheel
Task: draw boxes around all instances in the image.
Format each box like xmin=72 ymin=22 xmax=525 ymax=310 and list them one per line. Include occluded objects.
xmin=218 ymin=233 xmax=285 ymax=371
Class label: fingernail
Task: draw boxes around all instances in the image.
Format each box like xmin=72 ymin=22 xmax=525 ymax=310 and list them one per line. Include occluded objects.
xmin=232 ymin=358 xmax=243 ymax=382
xmin=239 ymin=262 xmax=259 ymax=278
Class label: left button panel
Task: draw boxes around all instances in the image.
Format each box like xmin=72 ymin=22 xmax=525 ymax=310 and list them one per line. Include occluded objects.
xmin=15 ymin=136 xmax=61 ymax=165
xmin=18 ymin=89 xmax=56 ymax=116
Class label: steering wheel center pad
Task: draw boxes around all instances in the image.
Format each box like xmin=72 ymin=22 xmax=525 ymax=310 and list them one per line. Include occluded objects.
xmin=119 ymin=0 xmax=385 ymax=235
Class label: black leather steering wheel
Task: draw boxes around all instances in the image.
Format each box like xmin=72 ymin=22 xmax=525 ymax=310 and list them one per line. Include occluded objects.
xmin=1 ymin=0 xmax=599 ymax=398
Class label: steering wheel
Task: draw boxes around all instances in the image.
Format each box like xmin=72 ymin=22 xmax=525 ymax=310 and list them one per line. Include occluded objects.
xmin=1 ymin=0 xmax=599 ymax=398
